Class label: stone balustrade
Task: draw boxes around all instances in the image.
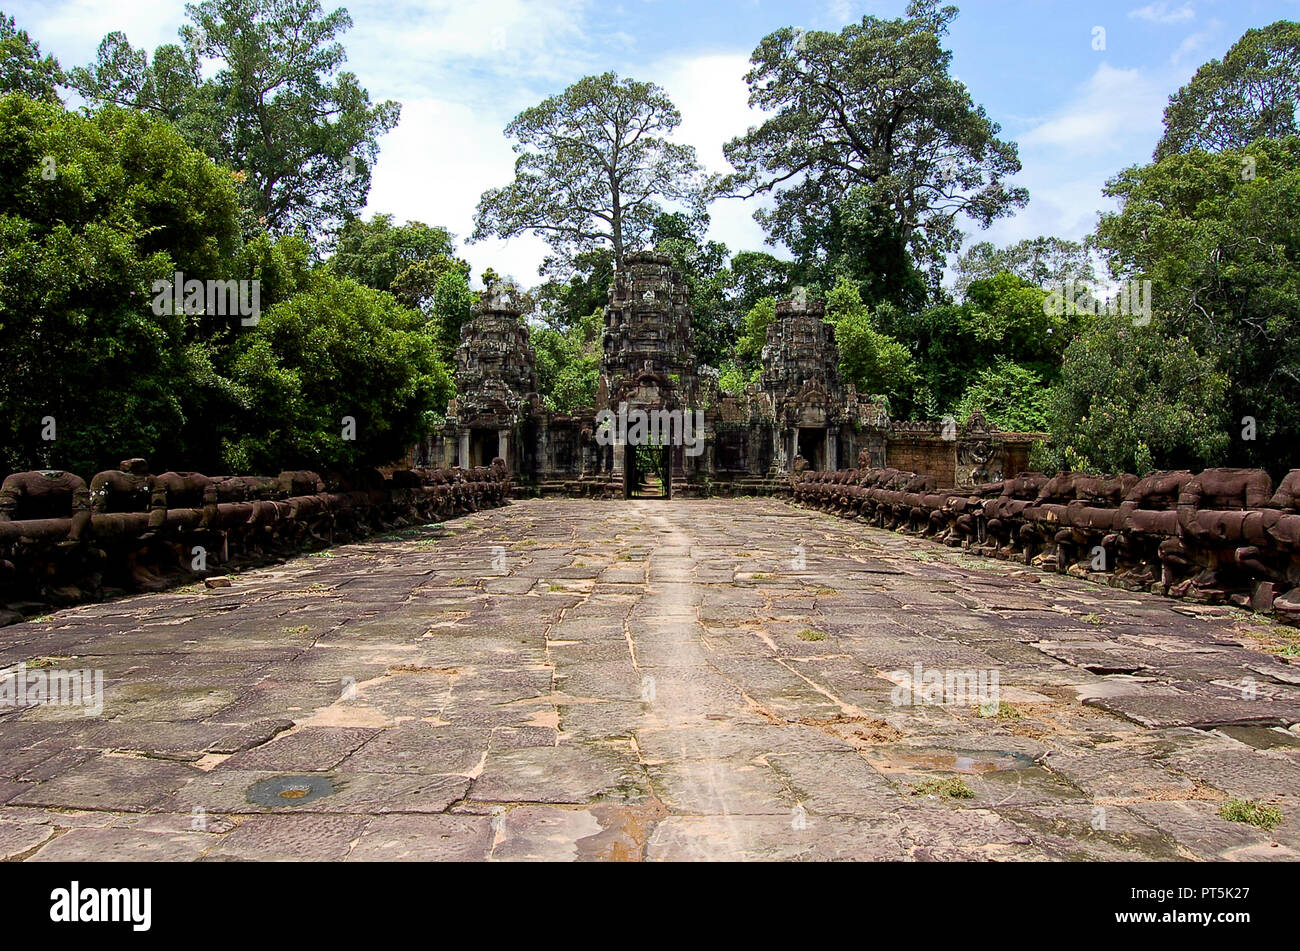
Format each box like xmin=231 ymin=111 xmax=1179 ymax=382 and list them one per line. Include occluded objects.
xmin=0 ymin=457 xmax=512 ymax=622
xmin=792 ymin=465 xmax=1300 ymax=624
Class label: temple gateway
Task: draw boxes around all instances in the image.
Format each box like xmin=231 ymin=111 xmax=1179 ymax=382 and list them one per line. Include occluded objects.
xmin=418 ymin=252 xmax=1039 ymax=497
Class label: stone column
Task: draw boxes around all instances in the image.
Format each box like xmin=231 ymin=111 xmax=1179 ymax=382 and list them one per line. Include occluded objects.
xmin=497 ymin=429 xmax=510 ymax=468
xmin=827 ymin=430 xmax=838 ymax=471
xmin=458 ymin=432 xmax=470 ymax=469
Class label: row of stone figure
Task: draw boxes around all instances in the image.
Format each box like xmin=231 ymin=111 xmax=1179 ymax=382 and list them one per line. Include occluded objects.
xmin=792 ymin=466 xmax=1300 ymax=622
xmin=0 ymin=458 xmax=512 ymax=619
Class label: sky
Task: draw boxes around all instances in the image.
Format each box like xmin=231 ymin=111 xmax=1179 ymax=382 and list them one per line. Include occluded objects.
xmin=10 ymin=0 xmax=1300 ymax=286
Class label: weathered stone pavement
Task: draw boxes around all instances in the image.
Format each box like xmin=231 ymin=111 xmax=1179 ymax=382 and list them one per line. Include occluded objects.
xmin=3 ymin=498 xmax=1300 ymax=861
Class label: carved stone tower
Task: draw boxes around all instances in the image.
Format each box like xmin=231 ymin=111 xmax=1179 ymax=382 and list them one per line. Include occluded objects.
xmin=599 ymin=252 xmax=699 ymax=410
xmin=760 ymin=297 xmax=848 ymax=472
xmin=444 ymin=291 xmax=539 ymax=472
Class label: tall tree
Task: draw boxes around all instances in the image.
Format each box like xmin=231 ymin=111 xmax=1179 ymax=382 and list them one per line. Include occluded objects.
xmin=68 ymin=33 xmax=221 ymax=156
xmin=72 ymin=0 xmax=400 ymax=241
xmin=1156 ymin=21 xmax=1300 ymax=161
xmin=472 ymin=72 xmax=712 ymax=271
xmin=0 ymin=13 xmax=62 ymax=103
xmin=721 ymin=1 xmax=1026 ymax=299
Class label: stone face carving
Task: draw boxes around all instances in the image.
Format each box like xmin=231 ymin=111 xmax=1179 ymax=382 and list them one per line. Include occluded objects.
xmin=792 ymin=464 xmax=1300 ymax=624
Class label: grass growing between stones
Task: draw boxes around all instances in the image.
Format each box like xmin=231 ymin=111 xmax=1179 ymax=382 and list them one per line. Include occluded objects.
xmin=911 ymin=777 xmax=975 ymax=799
xmin=1239 ymin=619 xmax=1300 ymax=659
xmin=796 ymin=629 xmax=827 ymax=641
xmin=976 ymin=701 xmax=1026 ymax=721
xmin=1218 ymin=798 xmax=1283 ymax=831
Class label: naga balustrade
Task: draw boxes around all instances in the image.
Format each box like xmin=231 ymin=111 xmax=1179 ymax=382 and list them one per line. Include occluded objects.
xmin=0 ymin=457 xmax=512 ymax=620
xmin=792 ymin=465 xmax=1300 ymax=624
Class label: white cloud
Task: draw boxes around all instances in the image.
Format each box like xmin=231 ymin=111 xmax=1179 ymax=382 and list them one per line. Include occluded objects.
xmin=1018 ymin=63 xmax=1167 ymax=156
xmin=9 ymin=0 xmax=183 ymax=63
xmin=1171 ymin=18 xmax=1224 ymax=66
xmin=1129 ymin=3 xmax=1197 ymax=25
xmin=825 ymin=0 xmax=854 ymax=27
xmin=655 ymin=52 xmax=781 ymax=258
xmin=362 ymin=51 xmax=783 ymax=287
xmin=346 ymin=0 xmax=603 ymax=104
xmin=362 ymin=97 xmax=552 ymax=285
xmin=962 ymin=62 xmax=1171 ymax=254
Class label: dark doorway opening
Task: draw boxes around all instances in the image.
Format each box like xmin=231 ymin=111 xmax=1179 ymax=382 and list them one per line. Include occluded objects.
xmin=468 ymin=428 xmax=497 ymax=467
xmin=797 ymin=428 xmax=826 ymax=471
xmin=624 ymin=443 xmax=672 ymax=499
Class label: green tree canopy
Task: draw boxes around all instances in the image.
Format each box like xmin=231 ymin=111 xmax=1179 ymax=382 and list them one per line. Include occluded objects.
xmin=952 ymin=236 xmax=1095 ymax=299
xmin=0 ymin=96 xmax=241 ymax=476
xmin=0 ymin=12 xmax=63 ymax=103
xmin=329 ymin=215 xmax=458 ymax=293
xmin=533 ymin=249 xmax=614 ymax=334
xmin=824 ymin=279 xmax=919 ymax=412
xmin=472 ymin=72 xmax=712 ymax=270
xmin=1096 ymin=137 xmax=1300 ymax=474
xmin=1043 ymin=314 xmax=1230 ymax=475
xmin=1156 ymin=21 xmax=1300 ymax=161
xmin=951 ymin=359 xmax=1050 ymax=433
xmin=223 ymin=268 xmax=450 ymax=472
xmin=874 ymin=272 xmax=1069 ymax=417
xmin=0 ymin=95 xmax=452 ymax=478
xmin=71 ymin=0 xmax=400 ymax=241
xmin=721 ymin=1 xmax=1026 ymax=298
xmin=533 ymin=308 xmax=602 ymax=413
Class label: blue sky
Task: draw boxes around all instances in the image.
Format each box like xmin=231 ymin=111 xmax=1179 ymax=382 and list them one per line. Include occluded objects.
xmin=10 ymin=0 xmax=1300 ymax=284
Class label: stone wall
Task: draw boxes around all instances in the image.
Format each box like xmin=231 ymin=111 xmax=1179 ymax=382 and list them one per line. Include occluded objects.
xmin=793 ymin=465 xmax=1300 ymax=624
xmin=0 ymin=459 xmax=512 ymax=624
xmin=882 ymin=413 xmax=1042 ymax=489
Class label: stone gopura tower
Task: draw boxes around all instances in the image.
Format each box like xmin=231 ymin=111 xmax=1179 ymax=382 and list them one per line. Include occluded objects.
xmin=598 ymin=252 xmax=702 ymax=489
xmin=600 ymin=252 xmax=699 ymax=407
xmin=761 ymin=297 xmax=854 ymax=472
xmin=424 ymin=252 xmax=1040 ymax=495
xmin=429 ymin=291 xmax=539 ymax=473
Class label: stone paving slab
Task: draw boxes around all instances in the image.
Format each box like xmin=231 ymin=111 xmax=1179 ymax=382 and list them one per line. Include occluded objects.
xmin=2 ymin=497 xmax=1299 ymax=860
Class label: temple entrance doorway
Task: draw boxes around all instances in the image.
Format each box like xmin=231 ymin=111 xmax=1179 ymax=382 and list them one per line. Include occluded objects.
xmin=624 ymin=442 xmax=672 ymax=499
xmin=797 ymin=427 xmax=828 ymax=471
xmin=467 ymin=428 xmax=498 ymax=467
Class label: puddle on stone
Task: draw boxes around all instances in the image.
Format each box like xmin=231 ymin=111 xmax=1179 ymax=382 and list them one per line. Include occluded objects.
xmin=246 ymin=775 xmax=336 ymax=807
xmin=1217 ymin=725 xmax=1300 ymax=750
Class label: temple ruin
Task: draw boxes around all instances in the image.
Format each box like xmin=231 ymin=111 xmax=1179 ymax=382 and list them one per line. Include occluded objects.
xmin=422 ymin=251 xmax=1040 ymax=497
